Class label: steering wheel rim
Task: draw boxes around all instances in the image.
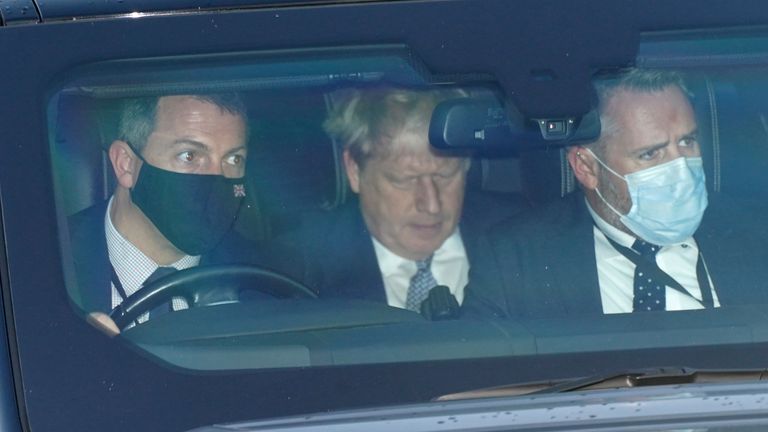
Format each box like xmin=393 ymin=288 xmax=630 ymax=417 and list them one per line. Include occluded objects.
xmin=109 ymin=264 xmax=317 ymax=329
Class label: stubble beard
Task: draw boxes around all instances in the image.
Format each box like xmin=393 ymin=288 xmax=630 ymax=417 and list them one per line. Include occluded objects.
xmin=596 ymin=167 xmax=634 ymax=236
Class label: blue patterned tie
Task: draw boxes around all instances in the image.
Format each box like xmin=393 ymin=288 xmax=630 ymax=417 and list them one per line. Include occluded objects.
xmin=405 ymin=255 xmax=438 ymax=311
xmin=632 ymin=240 xmax=664 ymax=312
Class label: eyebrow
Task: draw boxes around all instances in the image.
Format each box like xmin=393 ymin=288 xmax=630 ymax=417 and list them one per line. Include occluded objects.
xmin=632 ymin=128 xmax=699 ymax=157
xmin=384 ymin=170 xmax=414 ymax=181
xmin=171 ymin=139 xmax=209 ymax=152
xmin=170 ymin=139 xmax=246 ymax=155
xmin=632 ymin=141 xmax=668 ymax=158
xmin=224 ymin=145 xmax=247 ymax=156
xmin=384 ymin=163 xmax=462 ymax=180
xmin=681 ymin=128 xmax=699 ymax=141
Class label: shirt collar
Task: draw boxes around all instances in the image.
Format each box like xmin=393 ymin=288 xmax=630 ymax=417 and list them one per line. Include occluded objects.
xmin=372 ymin=229 xmax=463 ymax=278
xmin=105 ymin=197 xmax=200 ymax=295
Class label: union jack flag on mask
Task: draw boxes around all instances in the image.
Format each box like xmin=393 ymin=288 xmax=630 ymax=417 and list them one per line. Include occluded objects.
xmin=233 ymin=184 xmax=246 ymax=198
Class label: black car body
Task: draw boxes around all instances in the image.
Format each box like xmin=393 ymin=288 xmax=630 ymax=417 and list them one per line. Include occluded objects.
xmin=5 ymin=1 xmax=768 ymax=431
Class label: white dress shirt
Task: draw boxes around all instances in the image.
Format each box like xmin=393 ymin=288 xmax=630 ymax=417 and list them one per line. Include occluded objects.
xmin=586 ymin=200 xmax=719 ymax=314
xmin=105 ymin=197 xmax=199 ymax=323
xmin=371 ymin=229 xmax=469 ymax=308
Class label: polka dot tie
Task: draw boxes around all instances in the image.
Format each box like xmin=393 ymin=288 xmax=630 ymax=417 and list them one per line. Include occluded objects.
xmin=405 ymin=255 xmax=438 ymax=312
xmin=632 ymin=240 xmax=664 ymax=312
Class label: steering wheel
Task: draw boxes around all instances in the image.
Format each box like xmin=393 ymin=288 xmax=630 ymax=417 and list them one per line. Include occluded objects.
xmin=109 ymin=265 xmax=318 ymax=329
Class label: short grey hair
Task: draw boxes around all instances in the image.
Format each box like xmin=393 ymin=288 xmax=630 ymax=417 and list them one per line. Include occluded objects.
xmin=590 ymin=68 xmax=690 ymax=155
xmin=324 ymin=85 xmax=468 ymax=167
xmin=117 ymin=93 xmax=248 ymax=153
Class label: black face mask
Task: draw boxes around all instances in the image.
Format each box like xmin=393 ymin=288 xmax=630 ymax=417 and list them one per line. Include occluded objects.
xmin=130 ymin=161 xmax=246 ymax=256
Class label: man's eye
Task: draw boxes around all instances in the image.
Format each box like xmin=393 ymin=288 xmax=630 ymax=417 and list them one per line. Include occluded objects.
xmin=390 ymin=176 xmax=416 ymax=188
xmin=177 ymin=151 xmax=196 ymax=163
xmin=639 ymin=149 xmax=658 ymax=161
xmin=436 ymin=167 xmax=461 ymax=181
xmin=680 ymin=137 xmax=698 ymax=147
xmin=225 ymin=154 xmax=245 ymax=166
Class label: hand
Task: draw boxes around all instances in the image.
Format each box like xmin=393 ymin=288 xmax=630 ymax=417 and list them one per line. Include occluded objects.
xmin=87 ymin=312 xmax=121 ymax=337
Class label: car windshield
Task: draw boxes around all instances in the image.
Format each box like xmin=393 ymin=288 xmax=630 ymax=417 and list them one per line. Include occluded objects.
xmin=7 ymin=2 xmax=768 ymax=431
xmin=49 ymin=40 xmax=768 ymax=371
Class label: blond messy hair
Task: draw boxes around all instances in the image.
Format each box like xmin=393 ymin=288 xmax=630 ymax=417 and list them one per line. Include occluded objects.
xmin=324 ymin=85 xmax=468 ymax=167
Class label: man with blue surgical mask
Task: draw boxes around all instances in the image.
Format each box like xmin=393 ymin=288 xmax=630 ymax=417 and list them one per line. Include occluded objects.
xmin=462 ymin=68 xmax=768 ymax=318
xmin=568 ymin=72 xmax=715 ymax=314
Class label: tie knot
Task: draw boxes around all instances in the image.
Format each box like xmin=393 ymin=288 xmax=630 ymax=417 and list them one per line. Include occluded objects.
xmin=416 ymin=255 xmax=433 ymax=271
xmin=632 ymin=240 xmax=660 ymax=258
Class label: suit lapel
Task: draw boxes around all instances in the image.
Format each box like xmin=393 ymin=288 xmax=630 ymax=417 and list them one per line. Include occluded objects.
xmin=69 ymin=202 xmax=113 ymax=313
xmin=693 ymin=198 xmax=767 ymax=306
xmin=319 ymin=203 xmax=387 ymax=302
xmin=539 ymin=195 xmax=603 ymax=316
xmin=556 ymin=208 xmax=603 ymax=316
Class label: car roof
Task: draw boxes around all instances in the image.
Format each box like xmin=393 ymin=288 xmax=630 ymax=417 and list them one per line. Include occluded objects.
xmin=2 ymin=0 xmax=379 ymax=26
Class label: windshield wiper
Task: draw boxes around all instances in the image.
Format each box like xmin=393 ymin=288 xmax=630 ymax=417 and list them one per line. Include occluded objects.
xmin=436 ymin=367 xmax=768 ymax=401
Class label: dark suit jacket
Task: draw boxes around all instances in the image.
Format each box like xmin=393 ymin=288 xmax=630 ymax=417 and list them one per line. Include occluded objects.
xmin=461 ymin=192 xmax=768 ymax=319
xmin=68 ymin=200 xmax=278 ymax=313
xmin=285 ymin=191 xmax=527 ymax=302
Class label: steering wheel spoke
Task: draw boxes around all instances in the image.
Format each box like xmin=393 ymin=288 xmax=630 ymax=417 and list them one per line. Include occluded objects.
xmin=109 ymin=265 xmax=317 ymax=329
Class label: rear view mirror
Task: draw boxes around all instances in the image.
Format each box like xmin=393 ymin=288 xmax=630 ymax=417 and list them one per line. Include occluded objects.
xmin=429 ymin=97 xmax=601 ymax=153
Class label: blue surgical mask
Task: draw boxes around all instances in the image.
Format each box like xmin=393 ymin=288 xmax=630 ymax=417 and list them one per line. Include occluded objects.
xmin=587 ymin=149 xmax=708 ymax=246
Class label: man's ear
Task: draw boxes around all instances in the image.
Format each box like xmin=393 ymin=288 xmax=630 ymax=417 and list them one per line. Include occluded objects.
xmin=108 ymin=140 xmax=141 ymax=189
xmin=567 ymin=146 xmax=599 ymax=191
xmin=342 ymin=150 xmax=361 ymax=194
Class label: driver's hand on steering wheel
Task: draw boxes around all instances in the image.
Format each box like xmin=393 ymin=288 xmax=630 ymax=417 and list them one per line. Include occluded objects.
xmin=87 ymin=312 xmax=121 ymax=337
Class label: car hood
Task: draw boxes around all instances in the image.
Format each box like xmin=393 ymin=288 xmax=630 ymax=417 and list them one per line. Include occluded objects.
xmin=187 ymin=380 xmax=768 ymax=431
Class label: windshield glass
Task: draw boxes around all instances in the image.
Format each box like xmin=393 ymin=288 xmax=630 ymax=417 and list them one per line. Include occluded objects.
xmin=48 ymin=43 xmax=768 ymax=372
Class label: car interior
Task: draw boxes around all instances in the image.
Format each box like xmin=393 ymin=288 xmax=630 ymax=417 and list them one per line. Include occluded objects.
xmin=48 ymin=41 xmax=768 ymax=372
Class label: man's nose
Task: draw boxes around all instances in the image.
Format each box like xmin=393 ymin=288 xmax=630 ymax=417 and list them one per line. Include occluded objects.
xmin=415 ymin=176 xmax=441 ymax=215
xmin=668 ymin=140 xmax=698 ymax=160
xmin=207 ymin=164 xmax=224 ymax=176
xmin=208 ymin=159 xmax=241 ymax=178
xmin=668 ymin=145 xmax=684 ymax=160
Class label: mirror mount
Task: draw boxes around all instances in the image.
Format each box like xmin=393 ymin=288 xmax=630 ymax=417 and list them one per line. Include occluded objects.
xmin=429 ymin=97 xmax=601 ymax=155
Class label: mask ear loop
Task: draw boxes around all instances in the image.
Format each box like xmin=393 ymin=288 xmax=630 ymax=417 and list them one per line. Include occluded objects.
xmin=123 ymin=141 xmax=149 ymax=164
xmin=120 ymin=141 xmax=150 ymax=195
xmin=578 ymin=148 xmax=627 ymax=219
xmin=584 ymin=148 xmax=623 ymax=179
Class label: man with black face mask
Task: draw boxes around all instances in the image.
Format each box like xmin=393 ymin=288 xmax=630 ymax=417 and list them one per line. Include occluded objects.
xmin=462 ymin=68 xmax=768 ymax=319
xmin=69 ymin=94 xmax=249 ymax=334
